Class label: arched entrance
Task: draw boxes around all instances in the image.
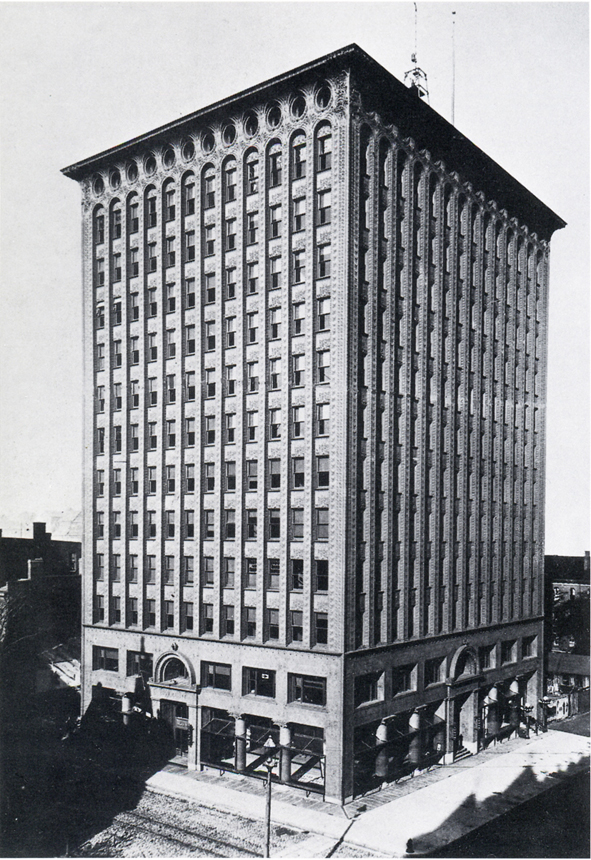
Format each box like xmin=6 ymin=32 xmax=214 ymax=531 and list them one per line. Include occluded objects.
xmin=447 ymin=646 xmax=480 ymax=760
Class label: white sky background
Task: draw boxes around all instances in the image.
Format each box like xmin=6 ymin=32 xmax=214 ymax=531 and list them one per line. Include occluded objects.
xmin=0 ymin=1 xmax=588 ymax=554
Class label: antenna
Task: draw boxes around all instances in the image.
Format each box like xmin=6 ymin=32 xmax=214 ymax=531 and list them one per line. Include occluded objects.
xmin=451 ymin=10 xmax=456 ymax=125
xmin=404 ymin=2 xmax=430 ymax=102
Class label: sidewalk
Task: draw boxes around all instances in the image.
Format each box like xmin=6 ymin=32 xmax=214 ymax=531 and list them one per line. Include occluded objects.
xmin=145 ymin=728 xmax=590 ymax=858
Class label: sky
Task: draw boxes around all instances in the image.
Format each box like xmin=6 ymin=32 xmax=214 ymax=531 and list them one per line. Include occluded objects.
xmin=0 ymin=1 xmax=588 ymax=554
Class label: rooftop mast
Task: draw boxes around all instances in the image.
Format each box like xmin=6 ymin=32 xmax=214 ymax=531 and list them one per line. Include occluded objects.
xmin=404 ymin=3 xmax=430 ymax=102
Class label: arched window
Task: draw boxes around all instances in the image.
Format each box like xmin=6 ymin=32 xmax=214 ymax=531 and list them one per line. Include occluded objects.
xmin=127 ymin=192 xmax=139 ymax=236
xmin=110 ymin=199 xmax=122 ymax=240
xmin=161 ymin=657 xmax=189 ymax=683
xmin=93 ymin=205 xmax=105 ymax=245
xmin=182 ymin=171 xmax=195 ymax=216
xmin=223 ymin=157 xmax=237 ymax=203
xmin=291 ymin=132 xmax=306 ymax=180
xmin=245 ymin=149 xmax=259 ymax=196
xmin=267 ymin=141 xmax=282 ymax=188
xmin=316 ymin=123 xmax=332 ymax=172
xmin=202 ymin=165 xmax=215 ymax=210
xmin=163 ymin=178 xmax=176 ymax=223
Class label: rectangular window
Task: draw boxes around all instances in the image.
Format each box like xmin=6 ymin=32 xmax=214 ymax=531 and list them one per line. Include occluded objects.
xmin=246 ymin=158 xmax=259 ymax=195
xmin=268 ymin=509 xmax=280 ymax=539
xmin=147 ymin=287 xmax=158 ymax=318
xmin=96 ymin=427 xmax=105 ymax=454
xmin=183 ymin=556 xmax=194 ymax=584
xmin=225 ymin=316 xmax=236 ymax=347
xmin=163 ymin=554 xmax=175 ymax=583
xmin=204 ymin=415 xmax=215 ymax=445
xmin=315 ymin=612 xmax=328 ymax=645
xmin=165 ymin=188 xmax=176 ymax=222
xmin=269 ymin=459 xmax=281 ymax=489
xmin=222 ymin=460 xmax=235 ymax=491
xmin=244 ymin=667 xmax=275 ymax=697
xmin=317 ymin=350 xmax=331 ymax=382
xmin=270 ymin=204 xmax=282 ymax=238
xmin=223 ymin=557 xmax=235 ymax=588
xmin=269 ymin=357 xmax=281 ymax=390
xmin=223 ymin=605 xmax=235 ymax=636
xmin=202 ymin=556 xmax=214 ymax=586
xmin=317 ymin=132 xmax=332 ymax=171
xmin=317 ymin=297 xmax=331 ymax=330
xmin=147 ymin=197 xmax=157 ymax=228
xmin=392 ymin=664 xmax=416 ymax=695
xmin=246 ymin=361 xmax=259 ymax=393
xmin=225 ymin=364 xmax=236 ymax=396
xmin=166 ymin=373 xmax=176 ymax=403
xmin=96 ymin=511 xmax=104 ymax=539
xmin=128 ymin=202 xmax=139 ymax=234
xmin=166 ymin=419 xmax=176 ymax=448
xmin=145 ymin=598 xmax=156 ymax=627
xmin=127 ymin=598 xmax=139 ymax=627
xmin=267 ymin=608 xmax=279 ymax=640
xmin=147 ymin=377 xmax=157 ymax=407
xmin=246 ymin=460 xmax=258 ymax=491
xmin=292 ymin=508 xmax=304 ymax=540
xmin=292 ymin=405 xmax=304 ymax=438
xmin=224 ymin=509 xmax=236 ymax=540
xmin=185 ymin=277 xmax=196 ymax=308
xmin=424 ymin=657 xmax=445 ymax=686
xmin=247 ymin=411 xmax=257 ymax=442
xmin=269 ymin=408 xmax=281 ymax=439
xmin=354 ymin=671 xmax=384 ymax=706
xmin=204 ymin=272 xmax=216 ymax=304
xmin=501 ymin=640 xmax=516 ymax=664
xmin=147 ymin=333 xmax=157 ymax=362
xmin=183 ymin=602 xmax=194 ymax=632
xmin=244 ymin=606 xmax=256 ymax=638
xmin=166 ymin=282 xmax=176 ymax=313
xmin=317 ymin=403 xmax=330 ymax=435
xmin=95 ymin=257 xmax=105 ymax=286
xmin=205 ymin=368 xmax=216 ymax=398
xmin=293 ymin=197 xmax=306 ymax=232
xmin=113 ymin=425 xmax=122 ymax=454
xmin=129 ymin=510 xmax=139 ymax=538
xmin=317 ymin=189 xmax=332 ymax=225
xmin=129 ymin=291 xmax=139 ymax=320
xmin=202 ymin=662 xmax=232 ymax=691
xmin=113 ymin=340 xmax=122 ymax=368
xmin=163 ymin=601 xmax=174 ymax=630
xmin=224 ymin=165 xmax=236 ymax=202
xmin=186 ymin=417 xmax=196 ymax=447
xmin=126 ymin=649 xmax=154 ymax=679
xmin=96 ymin=343 xmax=105 ymax=371
xmin=269 ymin=150 xmax=282 ymax=186
xmin=147 ymin=243 xmax=157 ymax=272
xmin=185 ymin=230 xmax=195 ymax=262
xmin=290 ymin=610 xmax=303 ymax=642
xmin=224 ymin=218 xmax=237 ymax=251
xmin=247 ymin=311 xmax=258 ymax=343
xmin=96 ymin=470 xmax=104 ymax=497
xmin=203 ymin=462 xmax=214 ymax=493
xmin=269 ymin=256 xmax=282 ymax=289
xmin=147 ymin=466 xmax=157 ymax=494
xmin=316 ymin=455 xmax=329 ymax=488
xmin=203 ymin=172 xmax=215 ymax=208
xmin=112 ymin=300 xmax=122 ymax=325
xmin=202 ymin=603 xmax=214 ymax=634
xmin=246 ymin=211 xmax=259 ymax=245
xmin=93 ymin=594 xmax=104 ymax=623
xmin=221 ymin=412 xmax=234 ymax=444
xmin=293 ymin=249 xmax=306 ymax=283
xmin=247 ymin=261 xmax=259 ymax=294
xmin=225 ymin=266 xmax=237 ymax=299
xmin=111 ymin=552 xmax=121 ymax=578
xmin=146 ymin=511 xmax=156 ymax=539
xmin=292 ymin=456 xmax=305 ymax=488
xmin=317 ymin=244 xmax=332 ymax=278
xmin=185 ymin=463 xmax=195 ymax=493
xmin=130 ymin=336 xmax=139 ymax=365
xmin=291 ymin=559 xmax=303 ymax=590
xmin=165 ymin=510 xmax=175 ymax=539
xmin=293 ymin=137 xmax=306 ymax=178
xmin=95 ymin=304 xmax=105 ymax=329
xmin=292 ymin=354 xmax=305 ymax=386
xmin=93 ymin=646 xmax=118 ymax=672
xmin=184 ymin=180 xmax=195 ymax=215
xmin=165 ymin=236 xmax=176 ymax=268
xmin=267 ymin=558 xmax=280 ymax=591
xmin=245 ymin=557 xmax=257 ymax=588
xmin=204 ymin=225 xmax=215 ymax=256
xmin=204 ymin=510 xmax=215 ymax=540
xmin=130 ymin=380 xmax=140 ymax=409
xmin=204 ymin=320 xmax=216 ymax=351
xmin=96 ymin=385 xmax=105 ymax=413
xmin=185 ymin=510 xmax=195 ymax=538
xmin=95 ymin=214 xmax=105 ymax=244
xmin=185 ymin=370 xmax=196 ymax=400
xmin=314 ymin=559 xmax=329 ymax=592
xmin=293 ymin=302 xmax=305 ymax=334
xmin=288 ymin=674 xmax=326 ymax=706
xmin=246 ymin=509 xmax=257 ymax=539
xmin=315 ymin=509 xmax=329 ymax=541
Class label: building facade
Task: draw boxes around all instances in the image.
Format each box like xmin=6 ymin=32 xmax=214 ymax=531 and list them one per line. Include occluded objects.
xmin=63 ymin=45 xmax=564 ymax=802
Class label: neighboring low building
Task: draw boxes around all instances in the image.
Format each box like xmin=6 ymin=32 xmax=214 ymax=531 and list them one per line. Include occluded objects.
xmin=0 ymin=521 xmax=81 ymax=587
xmin=546 ymin=552 xmax=590 ymax=602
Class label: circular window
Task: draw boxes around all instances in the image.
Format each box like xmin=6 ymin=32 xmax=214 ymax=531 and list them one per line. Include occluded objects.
xmin=267 ymin=104 xmax=282 ymax=128
xmin=316 ymin=84 xmax=332 ymax=109
xmin=126 ymin=161 xmax=138 ymax=182
xmin=182 ymin=139 xmax=195 ymax=161
xmin=109 ymin=169 xmax=121 ymax=189
xmin=291 ymin=94 xmax=307 ymax=119
xmin=144 ymin=154 xmax=157 ymax=176
xmin=163 ymin=147 xmax=175 ymax=168
xmin=244 ymin=111 xmax=258 ymax=137
xmin=223 ymin=123 xmax=236 ymax=146
xmin=201 ymin=130 xmax=215 ymax=153
xmin=92 ymin=175 xmax=104 ymax=195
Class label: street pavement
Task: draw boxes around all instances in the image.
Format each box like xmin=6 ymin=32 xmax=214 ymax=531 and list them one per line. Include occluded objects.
xmin=146 ymin=726 xmax=590 ymax=858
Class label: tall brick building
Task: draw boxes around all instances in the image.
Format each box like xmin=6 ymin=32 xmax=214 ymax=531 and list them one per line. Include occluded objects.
xmin=63 ymin=44 xmax=564 ymax=802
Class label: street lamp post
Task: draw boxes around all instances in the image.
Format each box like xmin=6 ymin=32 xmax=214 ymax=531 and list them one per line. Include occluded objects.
xmin=523 ymin=704 xmax=533 ymax=739
xmin=263 ymin=736 xmax=277 ymax=858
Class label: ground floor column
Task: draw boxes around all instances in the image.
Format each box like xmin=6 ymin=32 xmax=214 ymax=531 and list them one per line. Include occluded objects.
xmin=234 ymin=714 xmax=247 ymax=772
xmin=444 ymin=697 xmax=455 ymax=764
xmin=408 ymin=710 xmax=422 ymax=768
xmin=509 ymin=680 xmax=521 ymax=733
xmin=279 ymin=724 xmax=292 ymax=784
xmin=188 ymin=703 xmax=199 ymax=771
xmin=374 ymin=721 xmax=389 ymax=780
xmin=486 ymin=686 xmax=500 ymax=737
